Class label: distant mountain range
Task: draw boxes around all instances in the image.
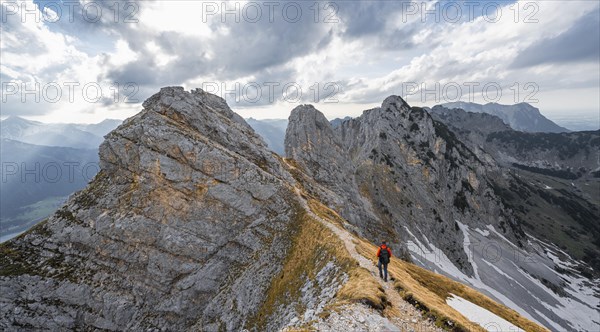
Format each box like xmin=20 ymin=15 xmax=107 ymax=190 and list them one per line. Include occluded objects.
xmin=245 ymin=118 xmax=287 ymax=155
xmin=441 ymin=101 xmax=570 ymax=133
xmin=429 ymin=105 xmax=600 ymax=176
xmin=0 ymin=117 xmax=122 ymax=242
xmin=0 ymin=139 xmax=99 ymax=239
xmin=1 ymin=116 xmax=122 ymax=149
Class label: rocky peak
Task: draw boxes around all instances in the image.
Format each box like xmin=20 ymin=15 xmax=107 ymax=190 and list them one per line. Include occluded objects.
xmin=285 ymin=104 xmax=379 ymax=236
xmin=286 ymin=95 xmax=525 ymax=275
xmin=1 ymin=87 xmax=305 ymax=330
xmin=381 ymin=95 xmax=410 ymax=112
xmin=101 ymin=87 xmax=287 ymax=180
xmin=285 ymin=104 xmax=345 ymax=181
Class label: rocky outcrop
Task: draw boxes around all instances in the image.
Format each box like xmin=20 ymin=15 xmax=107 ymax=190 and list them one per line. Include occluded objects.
xmin=0 ymin=87 xmax=345 ymax=331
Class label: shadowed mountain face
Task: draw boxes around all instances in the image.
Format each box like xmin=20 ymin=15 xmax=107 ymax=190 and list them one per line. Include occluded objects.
xmin=0 ymin=88 xmax=597 ymax=331
xmin=285 ymin=97 xmax=600 ymax=331
xmin=429 ymin=105 xmax=600 ymax=274
xmin=441 ymin=101 xmax=570 ymax=133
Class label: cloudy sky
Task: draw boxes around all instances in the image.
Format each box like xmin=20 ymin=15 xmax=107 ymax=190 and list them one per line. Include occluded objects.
xmin=1 ymin=0 xmax=599 ymax=123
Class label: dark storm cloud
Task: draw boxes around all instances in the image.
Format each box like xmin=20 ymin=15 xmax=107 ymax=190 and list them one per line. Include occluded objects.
xmin=334 ymin=1 xmax=432 ymax=52
xmin=511 ymin=9 xmax=600 ymax=68
xmin=12 ymin=0 xmax=423 ymax=99
xmin=103 ymin=1 xmax=337 ymax=90
xmin=106 ymin=58 xmax=160 ymax=86
xmin=336 ymin=1 xmax=404 ymax=37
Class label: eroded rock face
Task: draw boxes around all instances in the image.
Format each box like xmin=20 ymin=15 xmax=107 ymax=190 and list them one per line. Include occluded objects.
xmin=285 ymin=96 xmax=524 ymax=275
xmin=0 ymin=87 xmax=341 ymax=331
xmin=284 ymin=105 xmax=380 ymax=238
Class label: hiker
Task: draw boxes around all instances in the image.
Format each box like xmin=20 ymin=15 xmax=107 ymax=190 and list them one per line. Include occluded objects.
xmin=377 ymin=241 xmax=392 ymax=281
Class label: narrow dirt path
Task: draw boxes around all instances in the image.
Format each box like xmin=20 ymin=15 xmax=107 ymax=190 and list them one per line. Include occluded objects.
xmin=292 ymin=185 xmax=444 ymax=332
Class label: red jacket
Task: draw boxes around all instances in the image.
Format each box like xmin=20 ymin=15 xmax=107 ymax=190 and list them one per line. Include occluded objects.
xmin=376 ymin=244 xmax=392 ymax=258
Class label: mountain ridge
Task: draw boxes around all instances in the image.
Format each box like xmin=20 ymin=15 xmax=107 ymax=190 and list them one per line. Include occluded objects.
xmin=0 ymin=87 xmax=597 ymax=331
xmin=428 ymin=105 xmax=600 ymax=274
xmin=441 ymin=101 xmax=570 ymax=133
xmin=285 ymin=95 xmax=599 ymax=331
xmin=0 ymin=116 xmax=122 ymax=149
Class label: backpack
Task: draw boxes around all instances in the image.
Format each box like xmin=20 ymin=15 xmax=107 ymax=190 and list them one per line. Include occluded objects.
xmin=380 ymin=246 xmax=390 ymax=264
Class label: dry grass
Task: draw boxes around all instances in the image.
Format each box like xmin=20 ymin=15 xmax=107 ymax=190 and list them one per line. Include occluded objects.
xmin=278 ymin=156 xmax=548 ymax=331
xmin=248 ymin=193 xmax=392 ymax=330
xmin=282 ymin=328 xmax=312 ymax=332
xmin=307 ymin=198 xmax=347 ymax=228
xmin=336 ymin=267 xmax=388 ymax=310
xmin=249 ymin=206 xmax=363 ymax=330
xmin=355 ymin=239 xmax=549 ymax=332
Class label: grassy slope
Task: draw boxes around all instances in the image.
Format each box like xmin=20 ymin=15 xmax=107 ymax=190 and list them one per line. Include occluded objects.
xmin=355 ymin=239 xmax=549 ymax=332
xmin=307 ymin=195 xmax=548 ymax=331
xmin=278 ymin=156 xmax=549 ymax=332
xmin=246 ymin=204 xmax=386 ymax=330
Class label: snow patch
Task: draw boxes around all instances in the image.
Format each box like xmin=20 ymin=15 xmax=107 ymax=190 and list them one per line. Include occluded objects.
xmin=474 ymin=228 xmax=490 ymax=237
xmin=403 ymin=227 xmax=542 ymax=326
xmin=456 ymin=221 xmax=481 ymax=281
xmin=532 ymin=308 xmax=566 ymax=332
xmin=514 ymin=264 xmax=599 ymax=331
xmin=486 ymin=225 xmax=519 ymax=250
xmin=446 ymin=294 xmax=523 ymax=332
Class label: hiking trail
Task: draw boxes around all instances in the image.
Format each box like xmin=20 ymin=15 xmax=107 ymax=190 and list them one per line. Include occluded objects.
xmin=293 ymin=185 xmax=444 ymax=332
